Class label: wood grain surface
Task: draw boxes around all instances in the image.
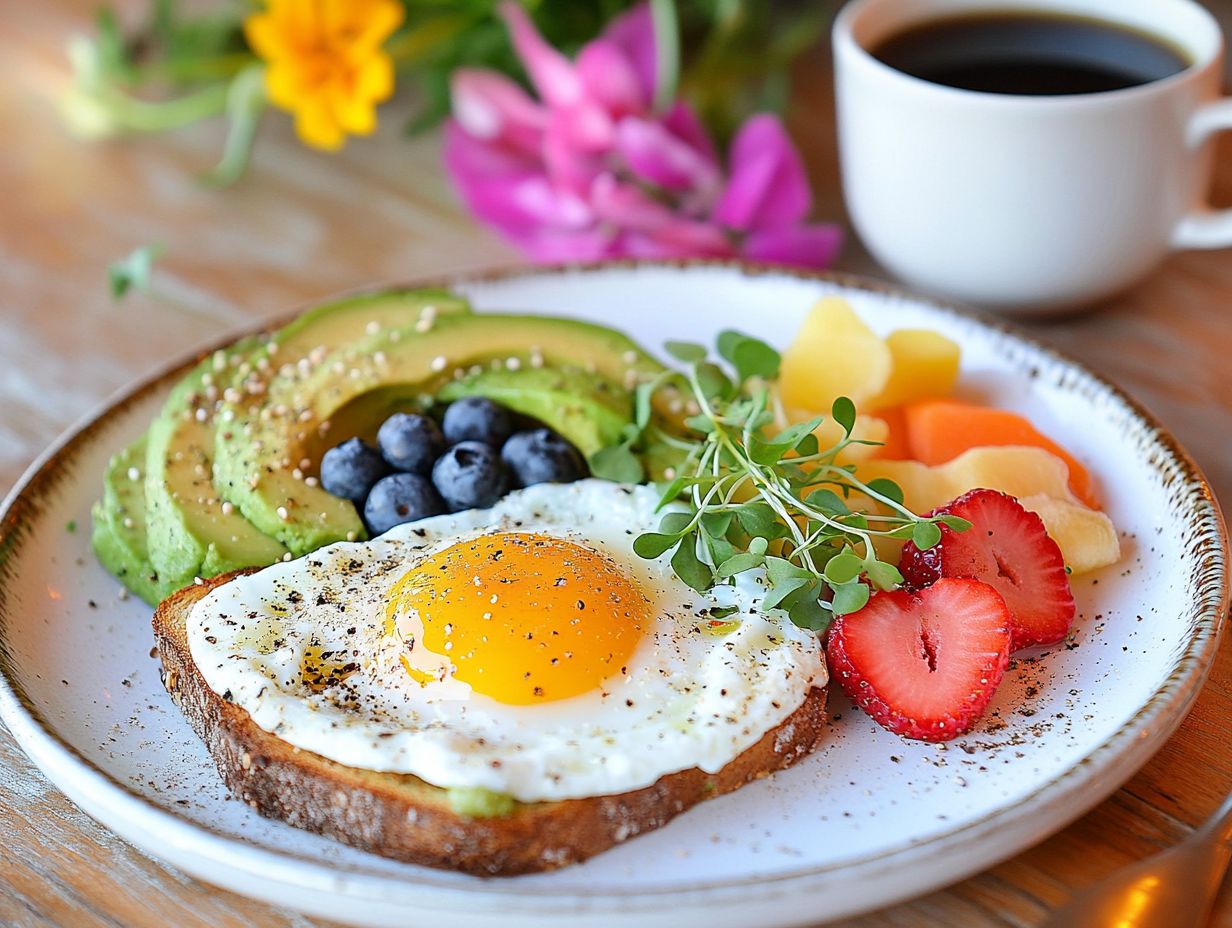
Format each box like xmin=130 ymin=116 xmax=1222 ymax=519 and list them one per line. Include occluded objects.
xmin=2 ymin=2 xmax=1231 ymax=926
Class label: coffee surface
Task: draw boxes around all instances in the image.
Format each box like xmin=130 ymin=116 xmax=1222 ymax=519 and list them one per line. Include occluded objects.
xmin=872 ymin=12 xmax=1189 ymax=95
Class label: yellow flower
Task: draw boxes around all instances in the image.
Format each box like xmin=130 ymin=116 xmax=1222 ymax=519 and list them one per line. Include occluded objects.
xmin=245 ymin=0 xmax=404 ymax=151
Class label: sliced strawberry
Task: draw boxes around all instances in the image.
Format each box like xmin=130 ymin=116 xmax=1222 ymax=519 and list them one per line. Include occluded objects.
xmin=899 ymin=488 xmax=1076 ymax=650
xmin=826 ymin=578 xmax=1011 ymax=742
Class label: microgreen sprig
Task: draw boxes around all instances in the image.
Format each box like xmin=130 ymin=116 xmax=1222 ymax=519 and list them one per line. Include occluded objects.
xmin=591 ymin=330 xmax=969 ymax=635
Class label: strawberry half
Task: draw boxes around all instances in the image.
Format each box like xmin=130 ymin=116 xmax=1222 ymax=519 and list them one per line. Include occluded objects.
xmin=899 ymin=488 xmax=1076 ymax=650
xmin=826 ymin=578 xmax=1012 ymax=742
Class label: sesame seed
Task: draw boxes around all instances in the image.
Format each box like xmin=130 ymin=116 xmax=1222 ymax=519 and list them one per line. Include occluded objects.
xmin=506 ymin=356 xmax=521 ymax=371
xmin=430 ymin=356 xmax=447 ymax=372
xmin=291 ymin=468 xmax=303 ymax=481
xmin=127 ymin=466 xmax=140 ymax=481
xmin=414 ymin=317 xmax=433 ymax=333
xmin=122 ymin=517 xmax=134 ymax=529
xmin=221 ymin=501 xmax=234 ymax=516
xmin=365 ymin=321 xmax=381 ymax=336
xmin=299 ymin=458 xmax=311 ymax=470
xmin=267 ymin=342 xmax=279 ymax=355
xmin=305 ymin=476 xmax=319 ymax=488
xmin=345 ymin=531 xmax=356 ymax=541
xmin=663 ymin=467 xmax=677 ymax=480
xmin=421 ymin=304 xmax=438 ymax=321
xmin=201 ymin=373 xmax=214 ymax=387
xmin=373 ymin=351 xmax=387 ymax=366
xmin=276 ymin=506 xmax=289 ymax=521
xmin=282 ymin=552 xmax=293 ymax=562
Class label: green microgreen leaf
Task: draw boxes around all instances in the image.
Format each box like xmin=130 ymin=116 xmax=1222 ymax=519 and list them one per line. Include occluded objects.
xmin=700 ymin=511 xmax=733 ymax=538
xmin=108 ymin=244 xmax=164 ymax=299
xmin=665 ymin=340 xmax=707 ymax=363
xmin=633 ymin=532 xmax=681 ymax=559
xmin=588 ymin=444 xmax=644 ymax=484
xmin=634 ymin=381 xmax=656 ymax=431
xmin=939 ymin=515 xmax=972 ymax=532
xmin=823 ymin=552 xmax=864 ymax=585
xmin=695 ymin=362 xmax=733 ymax=400
xmin=831 ymin=396 xmax=857 ymax=436
xmin=804 ymin=488 xmax=850 ymax=516
xmin=735 ymin=501 xmax=783 ymax=538
xmin=761 ymin=576 xmax=812 ymax=611
xmin=671 ymin=532 xmax=713 ymax=592
xmin=784 ymin=581 xmax=832 ymax=632
xmin=912 ymin=520 xmax=943 ymax=550
xmin=659 ymin=511 xmax=694 ymax=535
xmin=865 ymin=477 xmax=905 ymax=506
xmin=683 ymin=414 xmax=715 ymax=434
xmin=865 ymin=560 xmax=904 ymax=591
xmin=830 ymin=580 xmax=871 ymax=617
xmin=717 ymin=551 xmax=765 ymax=577
xmin=717 ymin=330 xmax=781 ymax=382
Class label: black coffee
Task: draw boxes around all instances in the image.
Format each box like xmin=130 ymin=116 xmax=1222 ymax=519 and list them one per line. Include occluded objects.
xmin=871 ymin=12 xmax=1189 ymax=96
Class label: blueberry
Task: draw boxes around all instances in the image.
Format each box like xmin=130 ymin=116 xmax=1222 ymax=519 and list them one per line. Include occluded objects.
xmin=501 ymin=429 xmax=587 ymax=487
xmin=441 ymin=397 xmax=514 ymax=447
xmin=432 ymin=441 xmax=510 ymax=511
xmin=363 ymin=473 xmax=446 ymax=536
xmin=320 ymin=438 xmax=390 ymax=503
xmin=377 ymin=412 xmax=445 ymax=475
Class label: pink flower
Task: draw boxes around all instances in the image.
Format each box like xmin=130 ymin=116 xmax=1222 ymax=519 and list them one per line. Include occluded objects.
xmin=444 ymin=2 xmax=841 ymax=268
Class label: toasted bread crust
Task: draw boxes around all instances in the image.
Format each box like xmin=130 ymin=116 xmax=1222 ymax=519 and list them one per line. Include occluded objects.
xmin=154 ymin=570 xmax=828 ymax=876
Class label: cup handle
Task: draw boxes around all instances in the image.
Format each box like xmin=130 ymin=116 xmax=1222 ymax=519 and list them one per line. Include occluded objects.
xmin=1172 ymin=99 xmax=1232 ymax=249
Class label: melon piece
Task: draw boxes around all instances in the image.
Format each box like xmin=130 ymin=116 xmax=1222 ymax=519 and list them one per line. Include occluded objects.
xmin=1018 ymin=494 xmax=1121 ymax=575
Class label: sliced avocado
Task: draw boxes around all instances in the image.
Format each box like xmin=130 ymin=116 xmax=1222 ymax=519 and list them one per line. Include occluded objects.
xmin=437 ymin=365 xmax=633 ymax=455
xmin=91 ymin=437 xmax=174 ymax=605
xmin=214 ymin=312 xmax=665 ymax=554
xmin=144 ymin=343 xmax=288 ymax=589
xmin=446 ymin=786 xmax=517 ymax=819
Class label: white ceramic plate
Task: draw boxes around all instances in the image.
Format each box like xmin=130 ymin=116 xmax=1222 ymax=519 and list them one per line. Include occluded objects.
xmin=0 ymin=263 xmax=1226 ymax=928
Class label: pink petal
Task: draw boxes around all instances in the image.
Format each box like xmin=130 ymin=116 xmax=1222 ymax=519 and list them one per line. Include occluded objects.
xmin=615 ymin=116 xmax=720 ymax=194
xmin=576 ymin=39 xmax=646 ymax=118
xmin=600 ymin=3 xmax=657 ymax=106
xmin=450 ymin=69 xmax=544 ymax=155
xmin=510 ymin=227 xmax=620 ymax=262
xmin=589 ymin=175 xmax=734 ymax=257
xmin=499 ymin=2 xmax=583 ymax=108
xmin=444 ymin=122 xmax=592 ymax=236
xmin=543 ymin=115 xmax=605 ymax=195
xmin=742 ymin=223 xmax=843 ymax=269
xmin=715 ymin=114 xmax=812 ymax=231
xmin=662 ymin=102 xmax=718 ymax=163
xmin=589 ymin=173 xmax=673 ymax=230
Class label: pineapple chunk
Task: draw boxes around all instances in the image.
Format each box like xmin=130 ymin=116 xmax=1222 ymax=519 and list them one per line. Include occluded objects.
xmin=857 ymin=446 xmax=1119 ymax=574
xmin=867 ymin=329 xmax=961 ymax=410
xmin=1018 ymin=494 xmax=1121 ymax=575
xmin=780 ymin=297 xmax=892 ymax=412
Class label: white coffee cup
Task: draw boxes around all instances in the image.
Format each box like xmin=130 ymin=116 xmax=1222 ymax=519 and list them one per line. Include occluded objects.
xmin=833 ymin=0 xmax=1232 ymax=314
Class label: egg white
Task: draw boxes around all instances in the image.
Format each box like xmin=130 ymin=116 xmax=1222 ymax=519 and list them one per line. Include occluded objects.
xmin=187 ymin=480 xmax=828 ymax=803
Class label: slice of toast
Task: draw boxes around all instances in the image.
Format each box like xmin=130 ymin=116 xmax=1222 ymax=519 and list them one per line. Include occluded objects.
xmin=154 ymin=571 xmax=828 ymax=876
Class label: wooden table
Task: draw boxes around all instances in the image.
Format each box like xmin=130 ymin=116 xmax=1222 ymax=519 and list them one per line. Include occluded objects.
xmin=3 ymin=2 xmax=1231 ymax=926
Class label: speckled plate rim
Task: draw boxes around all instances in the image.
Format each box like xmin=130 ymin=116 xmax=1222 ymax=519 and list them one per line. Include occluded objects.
xmin=0 ymin=260 xmax=1226 ymax=923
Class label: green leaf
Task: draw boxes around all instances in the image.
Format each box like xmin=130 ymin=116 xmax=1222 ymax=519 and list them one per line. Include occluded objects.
xmin=830 ymin=580 xmax=871 ymax=617
xmin=784 ymin=582 xmax=832 ymax=632
xmin=705 ymin=531 xmax=737 ymax=566
xmin=823 ymin=552 xmax=864 ymax=585
xmin=939 ymin=515 xmax=972 ymax=532
xmin=747 ymin=435 xmax=794 ymax=466
xmin=765 ymin=556 xmax=816 ymax=585
xmin=771 ymin=417 xmax=824 ymax=449
xmin=761 ymin=576 xmax=812 ymax=611
xmin=108 ymin=244 xmax=164 ymax=299
xmin=831 ymin=396 xmax=857 ymax=436
xmin=805 ymin=488 xmax=850 ymax=516
xmin=865 ymin=560 xmax=904 ymax=591
xmin=912 ymin=520 xmax=943 ymax=550
xmin=795 ymin=433 xmax=820 ymax=457
xmin=747 ymin=536 xmax=769 ymax=556
xmin=634 ymin=381 xmax=656 ymax=430
xmin=717 ymin=330 xmax=781 ymax=382
xmin=665 ymin=340 xmax=707 ymax=363
xmin=735 ymin=501 xmax=783 ymax=538
xmin=633 ymin=532 xmax=681 ymax=559
xmin=700 ymin=511 xmax=733 ymax=538
xmin=695 ymin=362 xmax=733 ymax=400
xmin=588 ymin=444 xmax=644 ymax=484
xmin=202 ymin=65 xmax=266 ymax=188
xmin=840 ymin=512 xmax=869 ymax=531
xmin=865 ymin=477 xmax=905 ymax=506
xmin=683 ymin=414 xmax=715 ymax=434
xmin=656 ymin=474 xmax=688 ymax=507
xmin=659 ymin=511 xmax=693 ymax=535
xmin=671 ymin=532 xmax=713 ymax=592
xmin=717 ymin=551 xmax=765 ymax=577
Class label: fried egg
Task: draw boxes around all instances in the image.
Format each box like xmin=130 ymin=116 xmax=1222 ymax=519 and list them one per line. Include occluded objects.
xmin=188 ymin=480 xmax=827 ymax=802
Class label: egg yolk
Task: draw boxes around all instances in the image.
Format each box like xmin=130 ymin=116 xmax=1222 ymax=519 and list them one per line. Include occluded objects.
xmin=386 ymin=533 xmax=649 ymax=704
